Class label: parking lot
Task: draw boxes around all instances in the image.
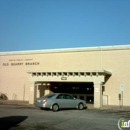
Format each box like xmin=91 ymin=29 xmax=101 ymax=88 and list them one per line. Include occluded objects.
xmin=0 ymin=104 xmax=130 ymax=130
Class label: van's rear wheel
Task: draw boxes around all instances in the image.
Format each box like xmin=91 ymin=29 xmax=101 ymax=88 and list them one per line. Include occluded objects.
xmin=52 ymin=104 xmax=59 ymax=112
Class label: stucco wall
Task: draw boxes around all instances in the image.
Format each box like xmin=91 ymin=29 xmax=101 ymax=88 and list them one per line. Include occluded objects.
xmin=102 ymin=50 xmax=130 ymax=105
xmin=0 ymin=46 xmax=130 ymax=106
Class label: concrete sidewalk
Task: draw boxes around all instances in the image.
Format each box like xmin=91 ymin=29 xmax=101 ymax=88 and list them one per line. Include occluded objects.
xmin=88 ymin=103 xmax=130 ymax=111
xmin=0 ymin=100 xmax=130 ymax=111
xmin=101 ymin=105 xmax=130 ymax=111
xmin=0 ymin=100 xmax=29 ymax=106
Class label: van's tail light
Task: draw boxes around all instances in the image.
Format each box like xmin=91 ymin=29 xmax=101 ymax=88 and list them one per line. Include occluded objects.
xmin=42 ymin=99 xmax=47 ymax=104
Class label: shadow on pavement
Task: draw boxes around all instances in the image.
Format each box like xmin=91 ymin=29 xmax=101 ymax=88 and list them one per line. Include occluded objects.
xmin=0 ymin=116 xmax=28 ymax=130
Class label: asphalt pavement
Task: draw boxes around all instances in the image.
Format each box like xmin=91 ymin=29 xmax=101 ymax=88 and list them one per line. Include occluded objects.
xmin=0 ymin=104 xmax=130 ymax=130
xmin=1 ymin=99 xmax=130 ymax=111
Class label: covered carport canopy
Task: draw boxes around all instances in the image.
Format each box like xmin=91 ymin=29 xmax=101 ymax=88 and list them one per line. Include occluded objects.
xmin=27 ymin=69 xmax=112 ymax=108
xmin=27 ymin=69 xmax=112 ymax=83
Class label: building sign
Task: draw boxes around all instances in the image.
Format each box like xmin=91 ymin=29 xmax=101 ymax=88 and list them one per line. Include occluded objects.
xmin=95 ymin=88 xmax=99 ymax=92
xmin=120 ymin=84 xmax=124 ymax=91
xmin=2 ymin=59 xmax=40 ymax=66
xmin=61 ymin=77 xmax=67 ymax=80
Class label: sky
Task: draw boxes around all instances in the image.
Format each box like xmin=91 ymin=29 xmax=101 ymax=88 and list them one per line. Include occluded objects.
xmin=0 ymin=0 xmax=130 ymax=52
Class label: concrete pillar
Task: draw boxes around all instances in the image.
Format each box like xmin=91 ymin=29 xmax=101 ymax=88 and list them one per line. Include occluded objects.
xmin=29 ymin=82 xmax=36 ymax=104
xmin=44 ymin=85 xmax=53 ymax=95
xmin=94 ymin=82 xmax=103 ymax=108
xmin=44 ymin=86 xmax=50 ymax=95
xmin=36 ymin=84 xmax=40 ymax=98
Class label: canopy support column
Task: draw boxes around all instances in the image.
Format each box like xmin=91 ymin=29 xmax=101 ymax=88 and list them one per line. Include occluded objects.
xmin=94 ymin=82 xmax=103 ymax=108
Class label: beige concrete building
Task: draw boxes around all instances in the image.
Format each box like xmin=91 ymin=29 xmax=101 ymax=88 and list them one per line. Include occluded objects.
xmin=0 ymin=45 xmax=130 ymax=108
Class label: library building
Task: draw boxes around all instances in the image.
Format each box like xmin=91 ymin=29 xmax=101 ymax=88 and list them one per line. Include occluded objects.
xmin=0 ymin=45 xmax=130 ymax=108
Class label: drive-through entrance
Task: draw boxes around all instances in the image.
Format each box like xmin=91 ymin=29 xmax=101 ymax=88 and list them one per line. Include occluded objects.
xmin=27 ymin=70 xmax=112 ymax=108
xmin=50 ymin=82 xmax=94 ymax=103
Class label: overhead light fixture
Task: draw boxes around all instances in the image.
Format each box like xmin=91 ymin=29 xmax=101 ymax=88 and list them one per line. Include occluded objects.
xmin=43 ymin=83 xmax=46 ymax=86
xmin=47 ymin=83 xmax=50 ymax=86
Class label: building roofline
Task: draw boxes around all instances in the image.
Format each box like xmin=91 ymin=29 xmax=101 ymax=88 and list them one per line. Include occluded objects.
xmin=0 ymin=44 xmax=130 ymax=56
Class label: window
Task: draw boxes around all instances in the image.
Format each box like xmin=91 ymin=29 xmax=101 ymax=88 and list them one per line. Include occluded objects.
xmin=43 ymin=94 xmax=56 ymax=98
xmin=64 ymin=94 xmax=74 ymax=99
xmin=57 ymin=94 xmax=64 ymax=99
xmin=80 ymin=96 xmax=84 ymax=100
